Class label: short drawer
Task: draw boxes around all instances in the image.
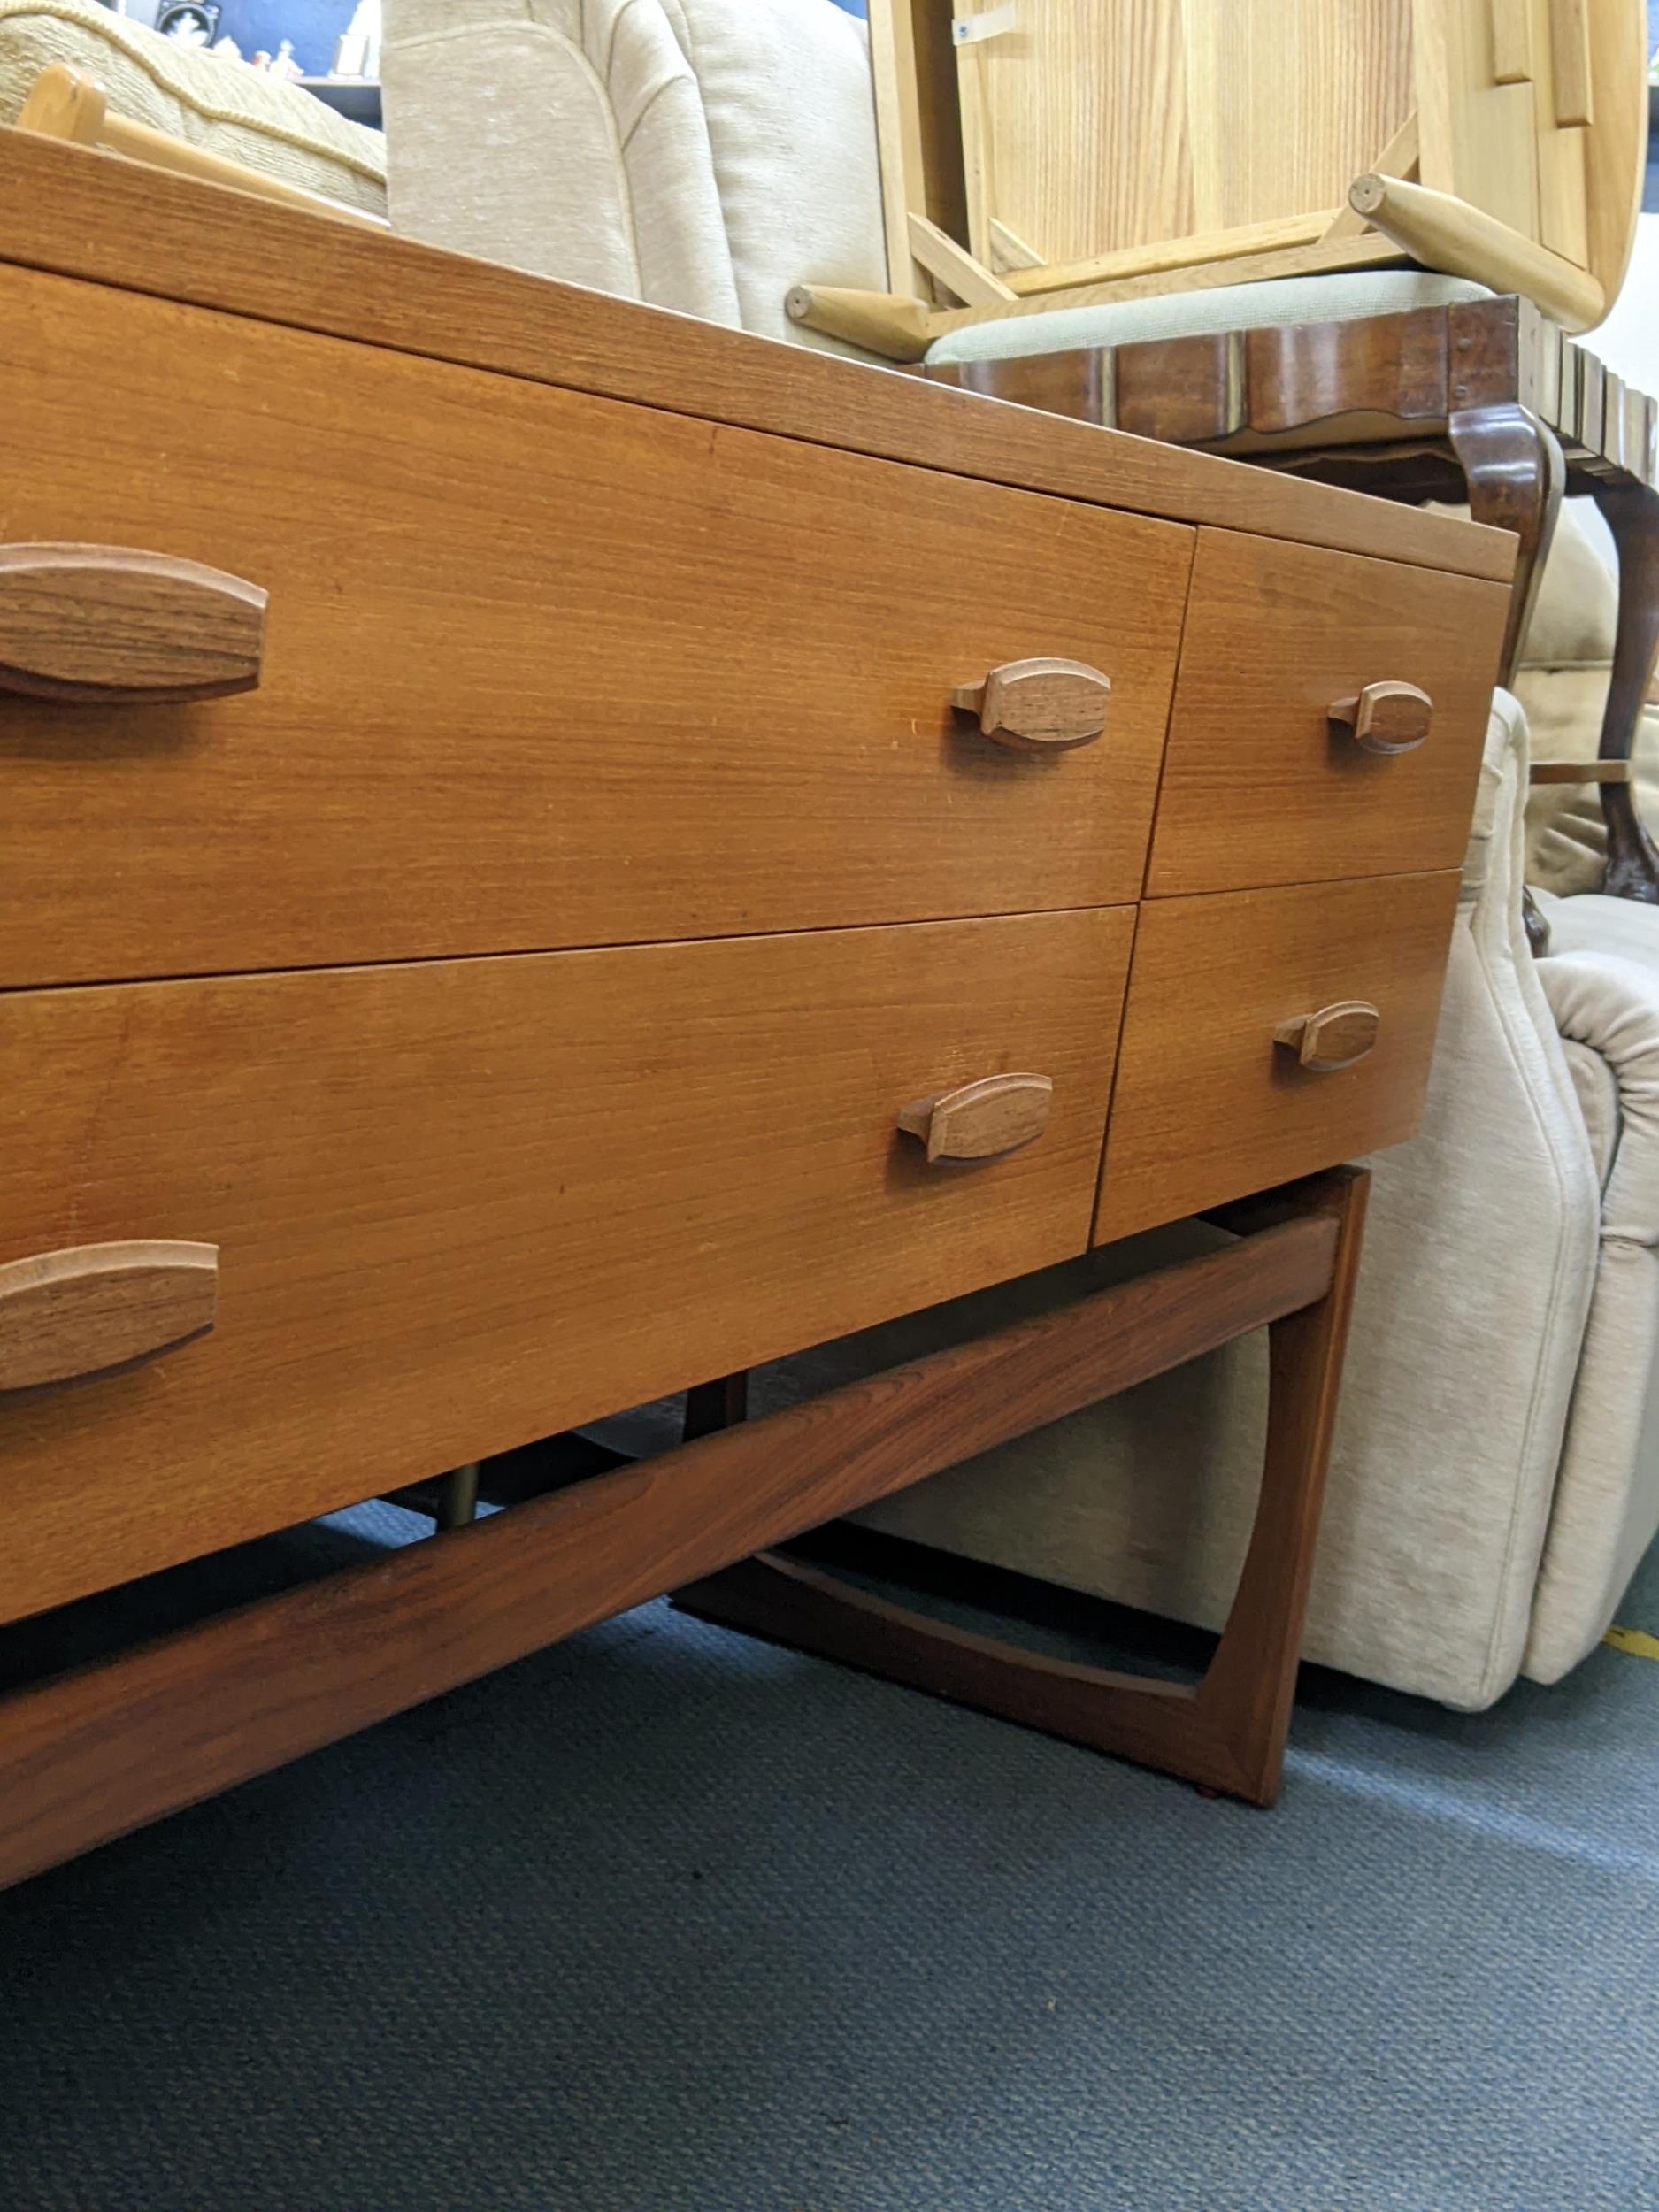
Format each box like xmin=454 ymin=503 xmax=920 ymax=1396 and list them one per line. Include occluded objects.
xmin=0 ymin=263 xmax=1188 ymax=987
xmin=0 ymin=905 xmax=1133 ymax=1623
xmin=1094 ymin=871 xmax=1461 ymax=1242
xmin=1146 ymin=530 xmax=1509 ymax=897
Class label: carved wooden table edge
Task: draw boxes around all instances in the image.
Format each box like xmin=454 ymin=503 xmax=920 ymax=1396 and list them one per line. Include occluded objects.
xmin=0 ymin=1168 xmax=1366 ymax=1886
xmin=677 ymin=1166 xmax=1369 ymax=1812
xmin=930 ymin=295 xmax=1659 ymax=904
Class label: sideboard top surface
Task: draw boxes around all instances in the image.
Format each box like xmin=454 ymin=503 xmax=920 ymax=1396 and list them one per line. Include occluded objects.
xmin=0 ymin=127 xmax=1513 ymax=585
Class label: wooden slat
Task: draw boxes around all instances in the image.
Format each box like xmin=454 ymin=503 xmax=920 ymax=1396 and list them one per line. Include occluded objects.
xmin=927 ymin=234 xmax=1414 ymax=335
xmin=0 ymin=1210 xmax=1339 ymax=1890
xmin=1548 ymin=0 xmax=1594 ymax=127
xmin=1002 ymin=211 xmax=1340 ymax=297
xmin=1578 ymin=0 xmax=1647 ymax=311
xmin=0 ymin=130 xmax=1513 ymax=580
xmin=1530 ymin=758 xmax=1632 ymax=783
xmin=905 ymin=211 xmax=1015 ymax=303
xmin=869 ymin=0 xmax=966 ymax=299
xmin=1489 ymin=0 xmax=1535 ymax=82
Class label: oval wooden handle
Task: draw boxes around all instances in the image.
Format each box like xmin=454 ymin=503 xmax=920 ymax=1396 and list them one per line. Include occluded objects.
xmin=0 ymin=1240 xmax=219 ymax=1390
xmin=897 ymin=1072 xmax=1053 ymax=1162
xmin=1329 ymin=680 xmax=1432 ymax=756
xmin=1274 ymin=1002 xmax=1380 ymax=1072
xmin=950 ymin=658 xmax=1111 ymax=751
xmin=0 ymin=543 xmax=267 ymax=704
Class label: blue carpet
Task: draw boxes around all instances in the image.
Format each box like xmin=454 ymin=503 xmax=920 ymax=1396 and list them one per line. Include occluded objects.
xmin=2 ymin=1507 xmax=1657 ymax=2212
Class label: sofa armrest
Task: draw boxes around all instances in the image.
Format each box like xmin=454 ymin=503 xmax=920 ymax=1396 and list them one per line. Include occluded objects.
xmin=1538 ymin=942 xmax=1659 ymax=1244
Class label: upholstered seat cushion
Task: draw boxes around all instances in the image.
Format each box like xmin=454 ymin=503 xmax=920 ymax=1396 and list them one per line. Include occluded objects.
xmin=0 ymin=0 xmax=387 ymax=215
xmin=923 ymin=269 xmax=1495 ymax=367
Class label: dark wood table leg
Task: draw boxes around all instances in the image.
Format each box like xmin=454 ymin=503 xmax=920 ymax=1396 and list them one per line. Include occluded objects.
xmin=1589 ymin=479 xmax=1659 ymax=903
xmin=677 ymin=1169 xmax=1368 ymax=1808
xmin=683 ymin=1371 xmax=749 ymax=1442
xmin=1448 ymin=403 xmax=1564 ymax=684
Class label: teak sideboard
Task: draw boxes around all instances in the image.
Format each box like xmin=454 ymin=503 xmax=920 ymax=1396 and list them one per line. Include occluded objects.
xmin=0 ymin=129 xmax=1513 ymax=1884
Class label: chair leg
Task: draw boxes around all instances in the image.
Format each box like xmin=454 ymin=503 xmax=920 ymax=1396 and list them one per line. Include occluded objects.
xmin=676 ymin=1170 xmax=1368 ymax=1806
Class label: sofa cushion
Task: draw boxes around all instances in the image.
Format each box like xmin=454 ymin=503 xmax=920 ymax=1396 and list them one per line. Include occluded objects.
xmin=923 ymin=269 xmax=1494 ymax=367
xmin=1528 ymin=933 xmax=1659 ymax=1679
xmin=386 ymin=1 xmax=741 ymax=323
xmin=671 ymin=0 xmax=886 ymax=349
xmin=0 ymin=0 xmax=387 ymax=214
xmin=384 ymin=0 xmax=885 ymax=357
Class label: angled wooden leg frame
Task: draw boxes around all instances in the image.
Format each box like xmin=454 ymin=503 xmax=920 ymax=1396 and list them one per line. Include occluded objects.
xmin=0 ymin=1169 xmax=1362 ymax=1886
xmin=677 ymin=1167 xmax=1368 ymax=1808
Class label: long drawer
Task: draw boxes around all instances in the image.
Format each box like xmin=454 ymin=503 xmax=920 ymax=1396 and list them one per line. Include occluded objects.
xmin=1094 ymin=870 xmax=1462 ymax=1242
xmin=0 ymin=264 xmax=1189 ymax=988
xmin=1146 ymin=531 xmax=1509 ymax=896
xmin=0 ymin=906 xmax=1133 ymax=1622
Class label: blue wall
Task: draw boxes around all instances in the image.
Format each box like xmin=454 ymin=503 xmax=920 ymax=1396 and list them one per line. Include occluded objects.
xmin=828 ymin=0 xmax=868 ymax=14
xmin=212 ymin=0 xmax=355 ymax=74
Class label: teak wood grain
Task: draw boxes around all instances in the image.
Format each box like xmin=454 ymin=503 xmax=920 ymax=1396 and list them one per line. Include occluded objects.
xmin=1094 ymin=871 xmax=1461 ymax=1242
xmin=0 ymin=127 xmax=1513 ymax=583
xmin=0 ymin=261 xmax=1186 ymax=988
xmin=0 ymin=908 xmax=1133 ymax=1625
xmin=0 ymin=544 xmax=266 ymax=704
xmin=1146 ymin=529 xmax=1510 ymax=897
xmin=0 ymin=1240 xmax=219 ymax=1391
xmin=0 ymin=1207 xmax=1341 ymax=1886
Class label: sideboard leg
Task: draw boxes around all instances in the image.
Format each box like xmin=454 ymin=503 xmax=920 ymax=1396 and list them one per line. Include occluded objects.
xmin=1447 ymin=403 xmax=1563 ymax=686
xmin=682 ymin=1371 xmax=749 ymax=1443
xmin=1588 ymin=478 xmax=1659 ymax=903
xmin=677 ymin=1170 xmax=1369 ymax=1807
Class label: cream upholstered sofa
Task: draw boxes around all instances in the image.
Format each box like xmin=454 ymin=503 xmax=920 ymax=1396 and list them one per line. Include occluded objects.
xmin=0 ymin=0 xmax=387 ymax=216
xmin=395 ymin=4 xmax=1655 ymax=1704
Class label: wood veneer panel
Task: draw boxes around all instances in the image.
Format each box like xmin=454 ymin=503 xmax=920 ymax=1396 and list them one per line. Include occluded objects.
xmin=0 ymin=907 xmax=1132 ymax=1624
xmin=0 ymin=261 xmax=1186 ymax=987
xmin=0 ymin=127 xmax=1514 ymax=581
xmin=1094 ymin=870 xmax=1460 ymax=1240
xmin=1146 ymin=528 xmax=1510 ymax=896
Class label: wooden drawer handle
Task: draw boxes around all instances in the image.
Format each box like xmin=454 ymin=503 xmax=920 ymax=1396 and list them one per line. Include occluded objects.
xmin=951 ymin=658 xmax=1111 ymax=751
xmin=1329 ymin=680 xmax=1432 ymax=756
xmin=0 ymin=543 xmax=267 ymax=704
xmin=898 ymin=1072 xmax=1053 ymax=1162
xmin=0 ymin=1240 xmax=219 ymax=1390
xmin=1274 ymin=1002 xmax=1380 ymax=1073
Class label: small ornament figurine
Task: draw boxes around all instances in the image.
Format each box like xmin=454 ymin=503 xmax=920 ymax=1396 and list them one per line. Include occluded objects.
xmin=269 ymin=38 xmax=303 ymax=82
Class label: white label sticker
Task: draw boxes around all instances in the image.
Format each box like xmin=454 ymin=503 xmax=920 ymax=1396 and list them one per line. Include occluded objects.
xmin=954 ymin=3 xmax=1018 ymax=44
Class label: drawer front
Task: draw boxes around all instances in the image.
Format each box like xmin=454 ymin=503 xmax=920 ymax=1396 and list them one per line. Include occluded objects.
xmin=0 ymin=264 xmax=1188 ymax=988
xmin=0 ymin=906 xmax=1133 ymax=1622
xmin=1146 ymin=530 xmax=1509 ymax=897
xmin=1094 ymin=871 xmax=1461 ymax=1243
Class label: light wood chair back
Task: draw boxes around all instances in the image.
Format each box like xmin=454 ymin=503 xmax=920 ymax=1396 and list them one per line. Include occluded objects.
xmin=17 ymin=62 xmax=388 ymax=232
xmin=817 ymin=0 xmax=1647 ymax=358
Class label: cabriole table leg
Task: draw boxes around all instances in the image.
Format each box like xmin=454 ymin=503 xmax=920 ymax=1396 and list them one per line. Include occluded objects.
xmin=1589 ymin=478 xmax=1659 ymax=903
